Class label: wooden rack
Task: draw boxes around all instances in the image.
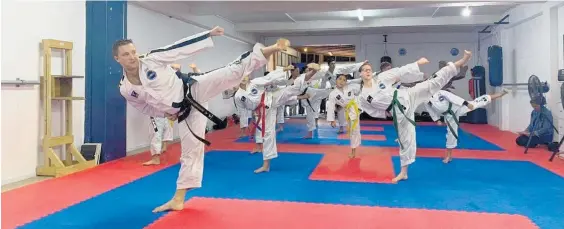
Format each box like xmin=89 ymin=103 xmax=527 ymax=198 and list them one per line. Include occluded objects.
xmin=37 ymin=39 xmax=96 ymax=177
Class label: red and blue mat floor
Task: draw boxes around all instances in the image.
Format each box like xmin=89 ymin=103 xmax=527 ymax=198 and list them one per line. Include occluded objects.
xmin=3 ymin=119 xmax=564 ymax=229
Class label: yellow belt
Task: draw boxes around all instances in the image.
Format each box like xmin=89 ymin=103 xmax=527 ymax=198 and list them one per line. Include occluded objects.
xmin=169 ymin=120 xmax=174 ymax=127
xmin=345 ymin=99 xmax=359 ymax=136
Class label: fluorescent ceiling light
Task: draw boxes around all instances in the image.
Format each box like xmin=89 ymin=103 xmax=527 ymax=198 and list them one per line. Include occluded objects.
xmin=461 ymin=6 xmax=471 ymax=17
xmin=357 ymin=9 xmax=364 ymax=21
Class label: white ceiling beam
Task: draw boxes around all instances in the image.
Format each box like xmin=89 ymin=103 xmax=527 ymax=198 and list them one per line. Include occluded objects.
xmin=235 ymin=15 xmax=501 ymax=33
xmin=178 ymin=1 xmax=533 ymax=16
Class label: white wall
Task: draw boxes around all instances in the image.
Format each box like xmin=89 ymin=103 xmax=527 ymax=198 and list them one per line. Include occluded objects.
xmin=1 ymin=0 xmax=86 ymax=184
xmin=265 ymin=32 xmax=479 ymax=113
xmin=480 ymin=2 xmax=564 ymax=134
xmin=126 ymin=4 xmax=255 ymax=152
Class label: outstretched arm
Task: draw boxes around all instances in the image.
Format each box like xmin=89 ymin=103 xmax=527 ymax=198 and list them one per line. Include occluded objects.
xmin=142 ymin=27 xmax=224 ymax=65
xmin=378 ymin=58 xmax=429 ymax=85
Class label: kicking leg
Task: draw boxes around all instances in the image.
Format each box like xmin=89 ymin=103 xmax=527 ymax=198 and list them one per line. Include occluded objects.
xmin=408 ymin=51 xmax=472 ymax=107
xmin=191 ymin=39 xmax=290 ymax=103
xmin=152 ymin=104 xmax=208 ymax=213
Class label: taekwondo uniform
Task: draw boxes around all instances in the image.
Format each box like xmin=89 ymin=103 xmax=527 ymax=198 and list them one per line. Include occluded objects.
xmin=425 ymin=90 xmax=490 ymax=149
xmin=298 ymin=62 xmax=365 ymax=133
xmin=327 ymin=83 xmax=363 ymax=149
xmin=119 ymin=30 xmax=269 ymax=190
xmin=358 ymin=62 xmax=460 ymax=167
xmin=149 ymin=116 xmax=174 ymax=156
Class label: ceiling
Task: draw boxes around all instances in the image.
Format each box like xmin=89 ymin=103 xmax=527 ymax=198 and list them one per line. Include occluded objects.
xmin=294 ymin=45 xmax=356 ymax=57
xmin=136 ymin=1 xmax=543 ymax=39
xmin=178 ymin=1 xmax=533 ymax=35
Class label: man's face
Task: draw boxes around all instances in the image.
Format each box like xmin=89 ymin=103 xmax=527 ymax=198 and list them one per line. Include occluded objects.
xmin=114 ymin=43 xmax=139 ymax=71
xmin=336 ymin=75 xmax=347 ymax=89
xmin=360 ymin=64 xmax=373 ymax=81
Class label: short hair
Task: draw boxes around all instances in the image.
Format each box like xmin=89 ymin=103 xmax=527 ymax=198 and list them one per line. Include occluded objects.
xmin=336 ymin=74 xmax=348 ymax=80
xmin=380 ymin=62 xmax=392 ymax=71
xmin=359 ymin=63 xmax=372 ymax=72
xmin=112 ymin=39 xmax=133 ymax=56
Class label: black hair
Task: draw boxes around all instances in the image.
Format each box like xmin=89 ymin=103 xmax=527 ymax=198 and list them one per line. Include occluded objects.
xmin=264 ymin=71 xmax=270 ymax=76
xmin=380 ymin=62 xmax=392 ymax=71
xmin=336 ymin=74 xmax=348 ymax=81
xmin=112 ymin=39 xmax=133 ymax=56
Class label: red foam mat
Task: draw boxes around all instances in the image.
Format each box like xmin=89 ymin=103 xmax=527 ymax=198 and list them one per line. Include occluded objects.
xmin=309 ymin=150 xmax=395 ymax=183
xmin=145 ymin=197 xmax=538 ymax=229
xmin=360 ymin=126 xmax=384 ymax=131
xmin=338 ymin=134 xmax=386 ymax=141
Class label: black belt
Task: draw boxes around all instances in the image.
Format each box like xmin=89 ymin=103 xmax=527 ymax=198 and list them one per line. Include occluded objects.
xmin=150 ymin=117 xmax=158 ymax=132
xmin=171 ymin=71 xmax=225 ymax=146
xmin=299 ymin=87 xmax=315 ymax=113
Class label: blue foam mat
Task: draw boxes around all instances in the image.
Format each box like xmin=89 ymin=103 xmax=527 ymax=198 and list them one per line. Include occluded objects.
xmin=238 ymin=123 xmax=504 ymax=151
xmin=20 ymin=151 xmax=564 ymax=229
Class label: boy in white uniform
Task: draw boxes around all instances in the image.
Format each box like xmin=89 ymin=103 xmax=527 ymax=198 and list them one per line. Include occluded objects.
xmin=425 ymin=89 xmax=508 ymax=163
xmin=356 ymin=50 xmax=472 ymax=183
xmin=114 ymin=26 xmax=290 ymax=212
xmin=299 ymin=61 xmax=367 ymax=138
xmin=327 ymin=74 xmax=362 ymax=158
xmin=238 ymin=65 xmax=315 ymax=173
xmin=145 ymin=116 xmax=174 ymax=165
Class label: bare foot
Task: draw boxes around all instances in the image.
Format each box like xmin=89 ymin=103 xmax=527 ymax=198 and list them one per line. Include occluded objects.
xmin=392 ymin=173 xmax=408 ymax=183
xmin=143 ymin=157 xmax=160 ymax=166
xmin=348 ymin=152 xmax=356 ymax=158
xmin=254 ymin=166 xmax=269 ymax=173
xmin=152 ymin=199 xmax=184 ymax=213
xmin=455 ymin=50 xmax=472 ymax=68
xmin=276 ymin=38 xmax=290 ymax=51
xmin=250 ymin=150 xmax=261 ymax=154
xmin=442 ymin=156 xmax=452 ymax=164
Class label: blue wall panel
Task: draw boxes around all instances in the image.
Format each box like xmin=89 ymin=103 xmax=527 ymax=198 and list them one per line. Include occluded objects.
xmin=85 ymin=1 xmax=127 ymax=163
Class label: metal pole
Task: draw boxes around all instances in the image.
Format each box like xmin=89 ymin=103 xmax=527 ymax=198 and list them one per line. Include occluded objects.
xmin=501 ymin=83 xmax=529 ymax=86
xmin=1 ymin=78 xmax=40 ymax=87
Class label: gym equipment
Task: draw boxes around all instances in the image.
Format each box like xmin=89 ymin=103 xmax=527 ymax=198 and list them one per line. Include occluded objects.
xmin=523 ymin=74 xmax=558 ymax=155
xmin=37 ymin=39 xmax=97 ymax=177
xmin=465 ymin=66 xmax=488 ymax=124
xmin=380 ymin=35 xmax=392 ymax=64
xmin=549 ymin=71 xmax=564 ymax=161
xmin=488 ymin=45 xmax=503 ymax=87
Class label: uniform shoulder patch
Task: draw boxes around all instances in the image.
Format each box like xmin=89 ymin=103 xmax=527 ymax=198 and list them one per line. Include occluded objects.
xmin=379 ymin=83 xmax=386 ymax=89
xmin=241 ymin=96 xmax=246 ymax=102
xmin=336 ymin=95 xmax=342 ymax=100
xmin=146 ymin=70 xmax=157 ymax=80
xmin=251 ymin=88 xmax=258 ymax=95
xmin=348 ymin=91 xmax=352 ymax=96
